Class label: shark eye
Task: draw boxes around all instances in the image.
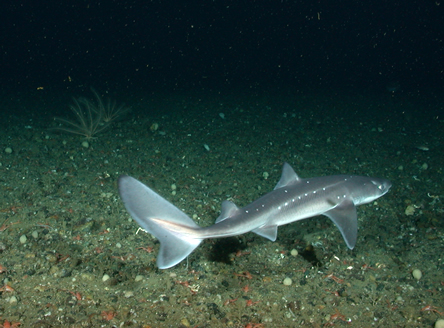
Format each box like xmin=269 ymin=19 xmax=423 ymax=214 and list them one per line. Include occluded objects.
xmin=370 ymin=180 xmax=382 ymax=189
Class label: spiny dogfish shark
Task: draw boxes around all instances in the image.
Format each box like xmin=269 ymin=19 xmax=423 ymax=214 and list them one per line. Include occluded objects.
xmin=118 ymin=162 xmax=391 ymax=269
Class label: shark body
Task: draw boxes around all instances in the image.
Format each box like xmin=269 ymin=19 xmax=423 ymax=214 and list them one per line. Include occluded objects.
xmin=118 ymin=163 xmax=391 ymax=269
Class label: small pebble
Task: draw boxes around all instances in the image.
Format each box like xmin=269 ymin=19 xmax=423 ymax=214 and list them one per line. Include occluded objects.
xmin=9 ymin=295 xmax=18 ymax=304
xmin=102 ymin=274 xmax=110 ymax=282
xmin=412 ymin=269 xmax=422 ymax=280
xmin=283 ymin=277 xmax=292 ymax=286
xmin=150 ymin=123 xmax=159 ymax=131
xmin=180 ymin=318 xmax=191 ymax=327
xmin=49 ymin=266 xmax=61 ymax=277
xmin=19 ymin=235 xmax=27 ymax=244
xmin=435 ymin=319 xmax=444 ymax=328
xmin=81 ymin=141 xmax=89 ymax=148
xmin=135 ymin=275 xmax=144 ymax=282
xmin=32 ymin=231 xmax=39 ymax=239
xmin=290 ymin=249 xmax=298 ymax=256
xmin=123 ymin=290 xmax=134 ymax=298
xmin=405 ymin=205 xmax=415 ymax=216
xmin=46 ymin=254 xmax=58 ymax=263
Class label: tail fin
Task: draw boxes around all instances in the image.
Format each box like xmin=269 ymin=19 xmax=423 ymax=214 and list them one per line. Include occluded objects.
xmin=118 ymin=175 xmax=202 ymax=269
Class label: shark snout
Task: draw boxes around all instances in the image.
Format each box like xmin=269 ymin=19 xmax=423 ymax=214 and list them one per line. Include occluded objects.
xmin=374 ymin=178 xmax=392 ymax=195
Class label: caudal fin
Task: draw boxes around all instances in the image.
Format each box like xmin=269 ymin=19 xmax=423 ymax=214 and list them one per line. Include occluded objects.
xmin=118 ymin=175 xmax=202 ymax=269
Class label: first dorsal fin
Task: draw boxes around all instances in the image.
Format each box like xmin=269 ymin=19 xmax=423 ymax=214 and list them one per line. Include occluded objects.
xmin=274 ymin=162 xmax=301 ymax=190
xmin=215 ymin=200 xmax=240 ymax=223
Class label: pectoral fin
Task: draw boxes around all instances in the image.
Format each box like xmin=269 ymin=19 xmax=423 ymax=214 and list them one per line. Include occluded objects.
xmin=323 ymin=198 xmax=357 ymax=249
xmin=252 ymin=225 xmax=278 ymax=241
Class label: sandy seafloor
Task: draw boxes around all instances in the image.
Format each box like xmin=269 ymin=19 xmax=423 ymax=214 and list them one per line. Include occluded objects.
xmin=0 ymin=86 xmax=443 ymax=328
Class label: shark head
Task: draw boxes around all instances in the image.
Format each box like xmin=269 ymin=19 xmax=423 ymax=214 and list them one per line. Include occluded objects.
xmin=349 ymin=176 xmax=392 ymax=205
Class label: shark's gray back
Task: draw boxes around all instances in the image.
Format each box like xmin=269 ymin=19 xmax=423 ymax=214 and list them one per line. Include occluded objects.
xmin=202 ymin=171 xmax=391 ymax=249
